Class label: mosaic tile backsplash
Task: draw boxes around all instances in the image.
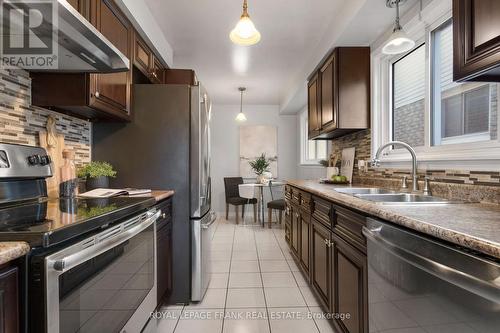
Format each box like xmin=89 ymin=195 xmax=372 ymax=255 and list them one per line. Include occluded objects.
xmin=330 ymin=129 xmax=500 ymax=203
xmin=0 ymin=69 xmax=91 ymax=166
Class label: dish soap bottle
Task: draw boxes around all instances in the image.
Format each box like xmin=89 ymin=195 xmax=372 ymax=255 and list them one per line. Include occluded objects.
xmin=60 ymin=149 xmax=78 ymax=197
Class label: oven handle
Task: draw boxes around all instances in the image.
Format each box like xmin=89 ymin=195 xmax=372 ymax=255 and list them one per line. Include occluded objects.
xmin=51 ymin=209 xmax=161 ymax=272
xmin=362 ymin=225 xmax=500 ymax=304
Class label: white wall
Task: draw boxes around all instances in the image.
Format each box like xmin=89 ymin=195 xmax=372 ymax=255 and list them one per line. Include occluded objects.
xmin=211 ymin=105 xmax=298 ymax=214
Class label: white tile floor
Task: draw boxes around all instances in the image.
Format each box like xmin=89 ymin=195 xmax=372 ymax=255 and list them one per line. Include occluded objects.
xmin=145 ymin=216 xmax=337 ymax=333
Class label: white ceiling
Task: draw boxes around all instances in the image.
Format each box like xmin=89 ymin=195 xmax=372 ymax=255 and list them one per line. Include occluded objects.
xmin=144 ymin=0 xmax=418 ymax=107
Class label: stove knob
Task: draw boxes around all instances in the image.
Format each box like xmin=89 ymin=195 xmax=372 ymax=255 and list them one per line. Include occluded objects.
xmin=27 ymin=154 xmax=40 ymax=165
xmin=40 ymin=155 xmax=51 ymax=166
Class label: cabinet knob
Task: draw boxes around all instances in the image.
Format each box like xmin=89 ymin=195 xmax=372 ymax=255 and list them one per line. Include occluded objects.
xmin=162 ymin=213 xmax=166 ymax=219
xmin=95 ymin=91 xmax=100 ymax=98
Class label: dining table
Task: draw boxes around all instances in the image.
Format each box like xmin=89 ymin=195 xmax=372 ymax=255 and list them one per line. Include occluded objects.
xmin=239 ymin=180 xmax=285 ymax=227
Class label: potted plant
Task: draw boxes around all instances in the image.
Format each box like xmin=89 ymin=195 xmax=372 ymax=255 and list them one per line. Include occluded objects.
xmin=77 ymin=161 xmax=117 ymax=191
xmin=249 ymin=153 xmax=271 ymax=184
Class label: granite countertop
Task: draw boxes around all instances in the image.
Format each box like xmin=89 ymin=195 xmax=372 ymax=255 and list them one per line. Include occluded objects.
xmin=0 ymin=242 xmax=30 ymax=265
xmin=287 ymin=179 xmax=500 ymax=259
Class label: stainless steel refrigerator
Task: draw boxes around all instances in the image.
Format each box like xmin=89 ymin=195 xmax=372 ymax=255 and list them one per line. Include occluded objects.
xmin=93 ymin=83 xmax=214 ymax=303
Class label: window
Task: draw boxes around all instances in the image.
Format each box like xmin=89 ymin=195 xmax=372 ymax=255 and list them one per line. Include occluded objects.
xmin=372 ymin=0 xmax=500 ymax=168
xmin=431 ymin=20 xmax=496 ymax=145
xmin=392 ymin=44 xmax=426 ymax=147
xmin=300 ymin=109 xmax=327 ymax=164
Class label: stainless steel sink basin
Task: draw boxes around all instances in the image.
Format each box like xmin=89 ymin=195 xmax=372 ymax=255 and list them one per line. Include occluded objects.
xmin=354 ymin=193 xmax=457 ymax=205
xmin=335 ymin=188 xmax=397 ymax=195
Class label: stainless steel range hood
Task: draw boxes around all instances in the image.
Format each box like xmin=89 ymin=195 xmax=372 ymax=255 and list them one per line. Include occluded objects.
xmin=2 ymin=0 xmax=129 ymax=73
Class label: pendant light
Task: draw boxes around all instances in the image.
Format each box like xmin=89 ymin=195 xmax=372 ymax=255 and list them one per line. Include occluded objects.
xmin=230 ymin=0 xmax=261 ymax=46
xmin=382 ymin=0 xmax=415 ymax=55
xmin=235 ymin=87 xmax=247 ymax=122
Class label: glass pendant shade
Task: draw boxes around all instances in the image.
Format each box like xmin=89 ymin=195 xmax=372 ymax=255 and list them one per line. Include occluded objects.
xmin=230 ymin=0 xmax=261 ymax=46
xmin=382 ymin=0 xmax=415 ymax=55
xmin=382 ymin=28 xmax=415 ymax=54
xmin=235 ymin=112 xmax=247 ymax=122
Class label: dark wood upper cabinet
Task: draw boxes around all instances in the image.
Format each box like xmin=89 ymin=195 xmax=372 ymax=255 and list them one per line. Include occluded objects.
xmin=308 ymin=47 xmax=370 ymax=140
xmin=308 ymin=73 xmax=321 ymax=139
xmin=320 ymin=54 xmax=336 ymax=133
xmin=31 ymin=0 xmax=133 ymax=121
xmin=89 ymin=0 xmax=132 ymax=117
xmin=66 ymin=0 xmax=90 ymax=17
xmin=133 ymin=33 xmax=166 ymax=84
xmin=0 ymin=266 xmax=19 ymax=333
xmin=453 ymin=0 xmax=500 ymax=81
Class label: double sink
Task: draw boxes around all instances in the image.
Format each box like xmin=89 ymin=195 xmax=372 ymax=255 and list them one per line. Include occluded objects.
xmin=334 ymin=187 xmax=458 ymax=205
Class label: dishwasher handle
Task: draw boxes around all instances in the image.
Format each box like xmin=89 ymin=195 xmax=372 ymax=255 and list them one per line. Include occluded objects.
xmin=362 ymin=223 xmax=500 ymax=304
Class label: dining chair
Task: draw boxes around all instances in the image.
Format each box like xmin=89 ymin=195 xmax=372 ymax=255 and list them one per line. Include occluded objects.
xmin=224 ymin=177 xmax=257 ymax=224
xmin=266 ymin=181 xmax=285 ymax=228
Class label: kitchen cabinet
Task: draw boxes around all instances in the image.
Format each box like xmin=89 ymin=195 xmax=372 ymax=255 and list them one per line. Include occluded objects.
xmin=66 ymin=0 xmax=90 ymax=17
xmin=320 ymin=54 xmax=336 ymax=134
xmin=307 ymin=47 xmax=370 ymax=140
xmin=311 ymin=218 xmax=331 ymax=309
xmin=32 ymin=0 xmax=133 ymax=121
xmin=156 ymin=198 xmax=173 ymax=305
xmin=453 ymin=0 xmax=500 ymax=81
xmin=285 ymin=186 xmax=368 ymax=333
xmin=332 ymin=233 xmax=368 ymax=333
xmin=308 ymin=73 xmax=321 ymax=139
xmin=164 ymin=69 xmax=197 ymax=85
xmin=291 ymin=205 xmax=300 ymax=256
xmin=133 ymin=33 xmax=166 ymax=84
xmin=0 ymin=266 xmax=19 ymax=333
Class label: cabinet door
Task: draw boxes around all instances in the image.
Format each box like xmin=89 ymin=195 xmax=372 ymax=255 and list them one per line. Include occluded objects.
xmin=332 ymin=233 xmax=368 ymax=333
xmin=453 ymin=0 xmax=500 ymax=81
xmin=311 ymin=218 xmax=331 ymax=309
xmin=134 ymin=34 xmax=152 ymax=78
xmin=308 ymin=73 xmax=321 ymax=139
xmin=66 ymin=0 xmax=90 ymax=17
xmin=0 ymin=267 xmax=19 ymax=333
xmin=284 ymin=201 xmax=291 ymax=245
xmin=151 ymin=55 xmax=165 ymax=84
xmin=89 ymin=0 xmax=132 ymax=117
xmin=299 ymin=211 xmax=310 ymax=275
xmin=291 ymin=206 xmax=300 ymax=256
xmin=320 ymin=53 xmax=337 ymax=133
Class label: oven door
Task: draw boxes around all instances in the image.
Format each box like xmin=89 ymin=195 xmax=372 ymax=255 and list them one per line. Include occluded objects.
xmin=45 ymin=209 xmax=160 ymax=333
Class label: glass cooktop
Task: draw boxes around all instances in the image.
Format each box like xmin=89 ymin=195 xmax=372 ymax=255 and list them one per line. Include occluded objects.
xmin=0 ymin=196 xmax=155 ymax=247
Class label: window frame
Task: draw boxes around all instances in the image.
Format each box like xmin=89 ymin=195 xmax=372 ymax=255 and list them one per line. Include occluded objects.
xmin=299 ymin=108 xmax=328 ymax=165
xmin=371 ymin=0 xmax=500 ymax=171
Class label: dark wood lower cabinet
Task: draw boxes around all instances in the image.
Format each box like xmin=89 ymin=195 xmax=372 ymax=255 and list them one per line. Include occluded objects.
xmin=285 ymin=186 xmax=368 ymax=333
xmin=332 ymin=233 xmax=368 ymax=333
xmin=291 ymin=205 xmax=300 ymax=256
xmin=299 ymin=212 xmax=310 ymax=275
xmin=0 ymin=266 xmax=19 ymax=333
xmin=156 ymin=198 xmax=173 ymax=305
xmin=311 ymin=218 xmax=331 ymax=309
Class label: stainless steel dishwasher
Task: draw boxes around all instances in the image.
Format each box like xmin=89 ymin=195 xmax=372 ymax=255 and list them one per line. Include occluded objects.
xmin=363 ymin=218 xmax=500 ymax=333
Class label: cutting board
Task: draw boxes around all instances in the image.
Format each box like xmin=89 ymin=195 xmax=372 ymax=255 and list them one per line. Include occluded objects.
xmin=340 ymin=147 xmax=356 ymax=183
xmin=39 ymin=126 xmax=65 ymax=198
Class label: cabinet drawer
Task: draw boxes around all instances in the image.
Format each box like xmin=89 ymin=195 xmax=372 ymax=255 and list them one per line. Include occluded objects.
xmin=299 ymin=191 xmax=311 ymax=213
xmin=291 ymin=188 xmax=301 ymax=206
xmin=284 ymin=185 xmax=292 ymax=200
xmin=333 ymin=205 xmax=366 ymax=252
xmin=312 ymin=196 xmax=332 ymax=228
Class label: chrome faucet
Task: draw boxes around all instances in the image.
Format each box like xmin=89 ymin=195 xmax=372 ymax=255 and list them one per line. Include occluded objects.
xmin=372 ymin=141 xmax=419 ymax=192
